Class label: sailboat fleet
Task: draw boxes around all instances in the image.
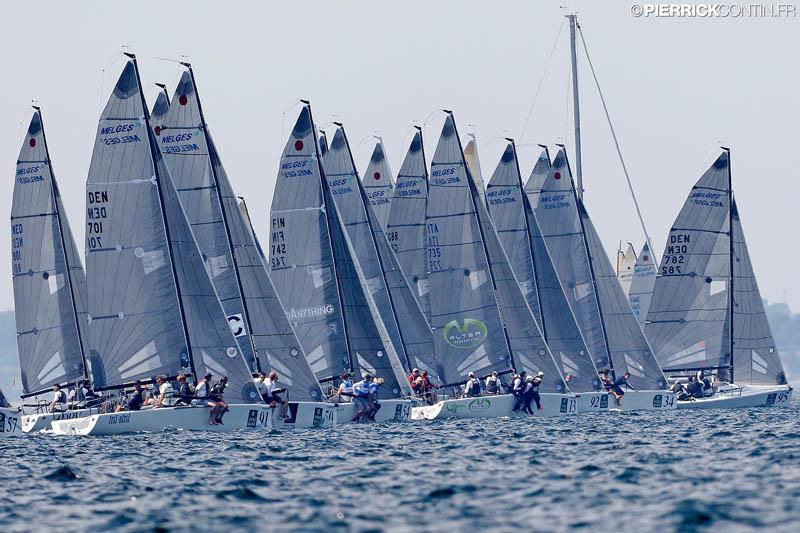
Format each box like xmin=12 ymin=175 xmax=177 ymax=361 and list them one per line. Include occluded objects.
xmin=5 ymin=19 xmax=792 ymax=438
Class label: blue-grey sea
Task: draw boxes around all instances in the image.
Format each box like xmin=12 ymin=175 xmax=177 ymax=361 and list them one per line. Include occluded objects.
xmin=2 ymin=401 xmax=799 ymax=532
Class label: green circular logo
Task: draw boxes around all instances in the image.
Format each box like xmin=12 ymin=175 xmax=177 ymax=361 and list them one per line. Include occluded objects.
xmin=443 ymin=318 xmax=488 ymax=349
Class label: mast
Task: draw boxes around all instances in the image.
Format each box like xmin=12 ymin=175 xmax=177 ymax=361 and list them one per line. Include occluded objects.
xmin=561 ymin=145 xmax=615 ymax=374
xmin=724 ymin=146 xmax=734 ymax=382
xmin=183 ymin=63 xmax=261 ymax=373
xmin=509 ymin=138 xmax=548 ymax=341
xmin=311 ymin=107 xmax=354 ymax=376
xmin=568 ymin=13 xmax=584 ymax=199
xmin=128 ymin=53 xmax=196 ymax=378
xmin=37 ymin=106 xmax=90 ymax=382
xmin=450 ymin=112 xmax=516 ymax=374
xmin=336 ymin=123 xmax=413 ymax=371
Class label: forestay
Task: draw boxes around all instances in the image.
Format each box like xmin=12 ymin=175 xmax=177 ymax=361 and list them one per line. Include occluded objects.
xmin=426 ymin=115 xmax=514 ymax=386
xmin=385 ymin=129 xmax=430 ymax=319
xmin=269 ymin=106 xmax=352 ymax=385
xmin=361 ymin=141 xmax=394 ymax=231
xmin=12 ymin=110 xmax=89 ymax=395
xmin=487 ymin=145 xmax=600 ymax=392
xmin=84 ymin=59 xmax=258 ymax=403
xmin=628 ymin=242 xmax=656 ymax=326
xmin=531 ymin=148 xmax=666 ymax=390
xmin=322 ymin=128 xmax=412 ymax=398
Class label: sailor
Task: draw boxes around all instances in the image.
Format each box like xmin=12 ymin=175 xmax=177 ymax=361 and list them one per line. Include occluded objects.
xmin=254 ymin=372 xmax=269 ymax=402
xmin=81 ymin=380 xmax=102 ymax=408
xmin=265 ymin=371 xmax=289 ymax=418
xmin=194 ymin=373 xmax=212 ymax=405
xmin=512 ymin=371 xmax=527 ymax=412
xmin=462 ymin=372 xmax=481 ymax=398
xmin=48 ymin=384 xmax=68 ymax=413
xmin=610 ymin=371 xmax=635 ymax=406
xmin=115 ymin=381 xmax=144 ymax=412
xmin=484 ymin=371 xmax=503 ymax=395
xmin=686 ymin=375 xmax=703 ymax=399
xmin=174 ymin=374 xmax=194 ymax=406
xmin=522 ymin=372 xmax=544 ymax=414
xmin=408 ymin=368 xmax=420 ymax=395
xmin=351 ymin=374 xmax=374 ymax=422
xmin=154 ymin=375 xmax=175 ymax=408
xmin=329 ymin=372 xmax=354 ymax=404
xmin=418 ymin=371 xmax=437 ymax=405
xmin=366 ymin=377 xmax=384 ymax=421
xmin=208 ymin=377 xmax=229 ymax=425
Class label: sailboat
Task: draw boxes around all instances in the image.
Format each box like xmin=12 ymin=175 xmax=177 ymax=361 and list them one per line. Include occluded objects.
xmin=628 ymin=242 xmax=657 ymax=326
xmin=414 ymin=113 xmax=576 ymax=420
xmin=485 ymin=143 xmax=606 ymax=410
xmin=361 ymin=140 xmax=394 ymax=231
xmin=646 ymin=150 xmax=792 ymax=409
xmin=528 ymin=148 xmax=674 ymax=411
xmin=0 ymin=388 xmax=22 ymax=437
xmin=385 ymin=128 xmax=430 ymax=319
xmin=269 ymin=105 xmax=411 ymax=423
xmin=617 ymin=243 xmax=637 ymax=296
xmin=154 ymin=66 xmax=332 ymax=429
xmin=11 ymin=108 xmax=100 ymax=433
xmin=464 ymin=135 xmax=487 ymax=204
xmin=52 ymin=56 xmax=271 ymax=435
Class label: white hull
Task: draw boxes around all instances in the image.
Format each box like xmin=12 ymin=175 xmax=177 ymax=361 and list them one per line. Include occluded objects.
xmin=677 ymin=384 xmax=792 ymax=410
xmin=272 ymin=401 xmax=336 ymax=429
xmin=334 ymin=399 xmax=412 ymax=423
xmin=575 ymin=390 xmax=676 ymax=412
xmin=411 ymin=393 xmax=577 ymax=420
xmin=22 ymin=408 xmax=100 ymax=433
xmin=50 ymin=404 xmax=273 ymax=436
xmin=0 ymin=407 xmax=23 ymax=438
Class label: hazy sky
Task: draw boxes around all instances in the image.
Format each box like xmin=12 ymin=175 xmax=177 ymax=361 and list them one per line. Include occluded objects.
xmin=2 ymin=1 xmax=798 ymax=311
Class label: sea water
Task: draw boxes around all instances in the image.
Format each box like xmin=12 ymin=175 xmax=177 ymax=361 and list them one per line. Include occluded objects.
xmin=2 ymin=400 xmax=798 ymax=531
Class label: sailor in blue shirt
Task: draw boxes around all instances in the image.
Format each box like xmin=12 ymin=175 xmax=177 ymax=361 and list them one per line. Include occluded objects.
xmin=351 ymin=374 xmax=373 ymax=422
xmin=366 ymin=377 xmax=384 ymax=421
xmin=610 ymin=372 xmax=635 ymax=406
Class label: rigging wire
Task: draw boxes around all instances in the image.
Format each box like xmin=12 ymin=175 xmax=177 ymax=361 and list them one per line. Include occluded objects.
xmin=577 ymin=25 xmax=654 ymax=254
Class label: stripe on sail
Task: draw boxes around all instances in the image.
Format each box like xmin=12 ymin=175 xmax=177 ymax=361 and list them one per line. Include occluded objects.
xmin=532 ymin=148 xmax=666 ymax=390
xmin=361 ymin=141 xmax=394 ymax=231
xmin=628 ymin=242 xmax=657 ymax=326
xmin=323 ymin=127 xmax=412 ymax=397
xmin=12 ymin=109 xmax=89 ymax=395
xmin=385 ymin=129 xmax=430 ymax=318
xmin=85 ymin=59 xmax=258 ymax=403
xmin=487 ymin=144 xmax=600 ymax=392
xmin=269 ymin=106 xmax=352 ymax=385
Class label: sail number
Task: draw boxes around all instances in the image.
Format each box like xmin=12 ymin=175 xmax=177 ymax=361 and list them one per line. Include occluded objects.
xmin=87 ymin=190 xmax=110 ymax=250
xmin=427 ymin=223 xmax=442 ymax=272
xmin=660 ymin=233 xmax=689 ymax=275
xmin=386 ymin=231 xmax=399 ymax=252
xmin=270 ymin=217 xmax=288 ymax=269
xmin=11 ymin=223 xmax=24 ymax=274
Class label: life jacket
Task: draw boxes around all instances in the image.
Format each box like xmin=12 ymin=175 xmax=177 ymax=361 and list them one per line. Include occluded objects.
xmin=485 ymin=376 xmax=500 ymax=394
xmin=55 ymin=390 xmax=67 ymax=404
xmin=466 ymin=378 xmax=481 ymax=397
xmin=195 ymin=380 xmax=209 ymax=399
xmin=352 ymin=380 xmax=370 ymax=398
xmin=340 ymin=380 xmax=354 ymax=395
xmin=512 ymin=377 xmax=524 ymax=393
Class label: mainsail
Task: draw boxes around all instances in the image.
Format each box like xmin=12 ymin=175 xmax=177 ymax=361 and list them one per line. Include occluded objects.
xmin=322 ymin=127 xmax=414 ymax=397
xmin=385 ymin=128 xmax=430 ymax=318
xmin=150 ymin=85 xmax=170 ymax=126
xmin=463 ymin=136 xmax=486 ymax=203
xmin=486 ymin=144 xmax=600 ymax=392
xmin=158 ymin=67 xmax=323 ymax=400
xmin=361 ymin=141 xmax=394 ymax=231
xmin=84 ymin=58 xmax=258 ymax=403
xmin=617 ymin=243 xmax=637 ymax=296
xmin=530 ymin=148 xmax=667 ymax=390
xmin=628 ymin=242 xmax=657 ymax=326
xmin=12 ymin=109 xmax=89 ymax=395
xmin=646 ymin=151 xmax=786 ymax=385
xmin=269 ymin=105 xmax=352 ymax=387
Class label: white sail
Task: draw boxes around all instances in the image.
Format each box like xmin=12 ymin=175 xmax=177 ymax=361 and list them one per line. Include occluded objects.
xmin=361 ymin=140 xmax=394 ymax=231
xmin=464 ymin=137 xmax=486 ymax=204
xmin=617 ymin=243 xmax=637 ymax=296
xmin=628 ymin=242 xmax=657 ymax=326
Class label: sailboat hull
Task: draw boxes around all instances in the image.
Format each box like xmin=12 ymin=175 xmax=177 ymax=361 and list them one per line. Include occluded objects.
xmin=272 ymin=401 xmax=336 ymax=429
xmin=411 ymin=393 xmax=577 ymax=420
xmin=334 ymin=399 xmax=412 ymax=423
xmin=49 ymin=404 xmax=273 ymax=436
xmin=677 ymin=384 xmax=792 ymax=410
xmin=576 ymin=390 xmax=676 ymax=412
xmin=0 ymin=407 xmax=23 ymax=438
xmin=22 ymin=407 xmax=101 ymax=433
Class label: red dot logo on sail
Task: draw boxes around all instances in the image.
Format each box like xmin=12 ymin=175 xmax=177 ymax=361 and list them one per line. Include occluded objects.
xmin=373 ymin=172 xmax=381 ymax=180
xmin=29 ymin=138 xmax=36 ymax=147
xmin=554 ymin=171 xmax=561 ymax=180
xmin=294 ymin=140 xmax=304 ymax=151
xmin=154 ymin=126 xmax=162 ymax=136
xmin=179 ymin=95 xmax=188 ymax=106
xmin=643 ymin=255 xmax=649 ymax=261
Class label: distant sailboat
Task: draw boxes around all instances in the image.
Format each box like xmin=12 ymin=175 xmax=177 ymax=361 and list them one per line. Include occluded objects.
xmin=463 ymin=135 xmax=486 ymax=203
xmin=415 ymin=114 xmax=575 ymax=420
xmin=486 ymin=143 xmax=605 ymax=407
xmin=52 ymin=57 xmax=270 ymax=435
xmin=528 ymin=148 xmax=674 ymax=411
xmin=361 ymin=140 xmax=394 ymax=231
xmin=155 ymin=66 xmax=331 ymax=428
xmin=617 ymin=243 xmax=637 ymax=296
xmin=385 ymin=127 xmax=430 ymax=319
xmin=646 ymin=150 xmax=792 ymax=409
xmin=11 ymin=108 xmax=98 ymax=432
xmin=628 ymin=242 xmax=656 ymax=326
